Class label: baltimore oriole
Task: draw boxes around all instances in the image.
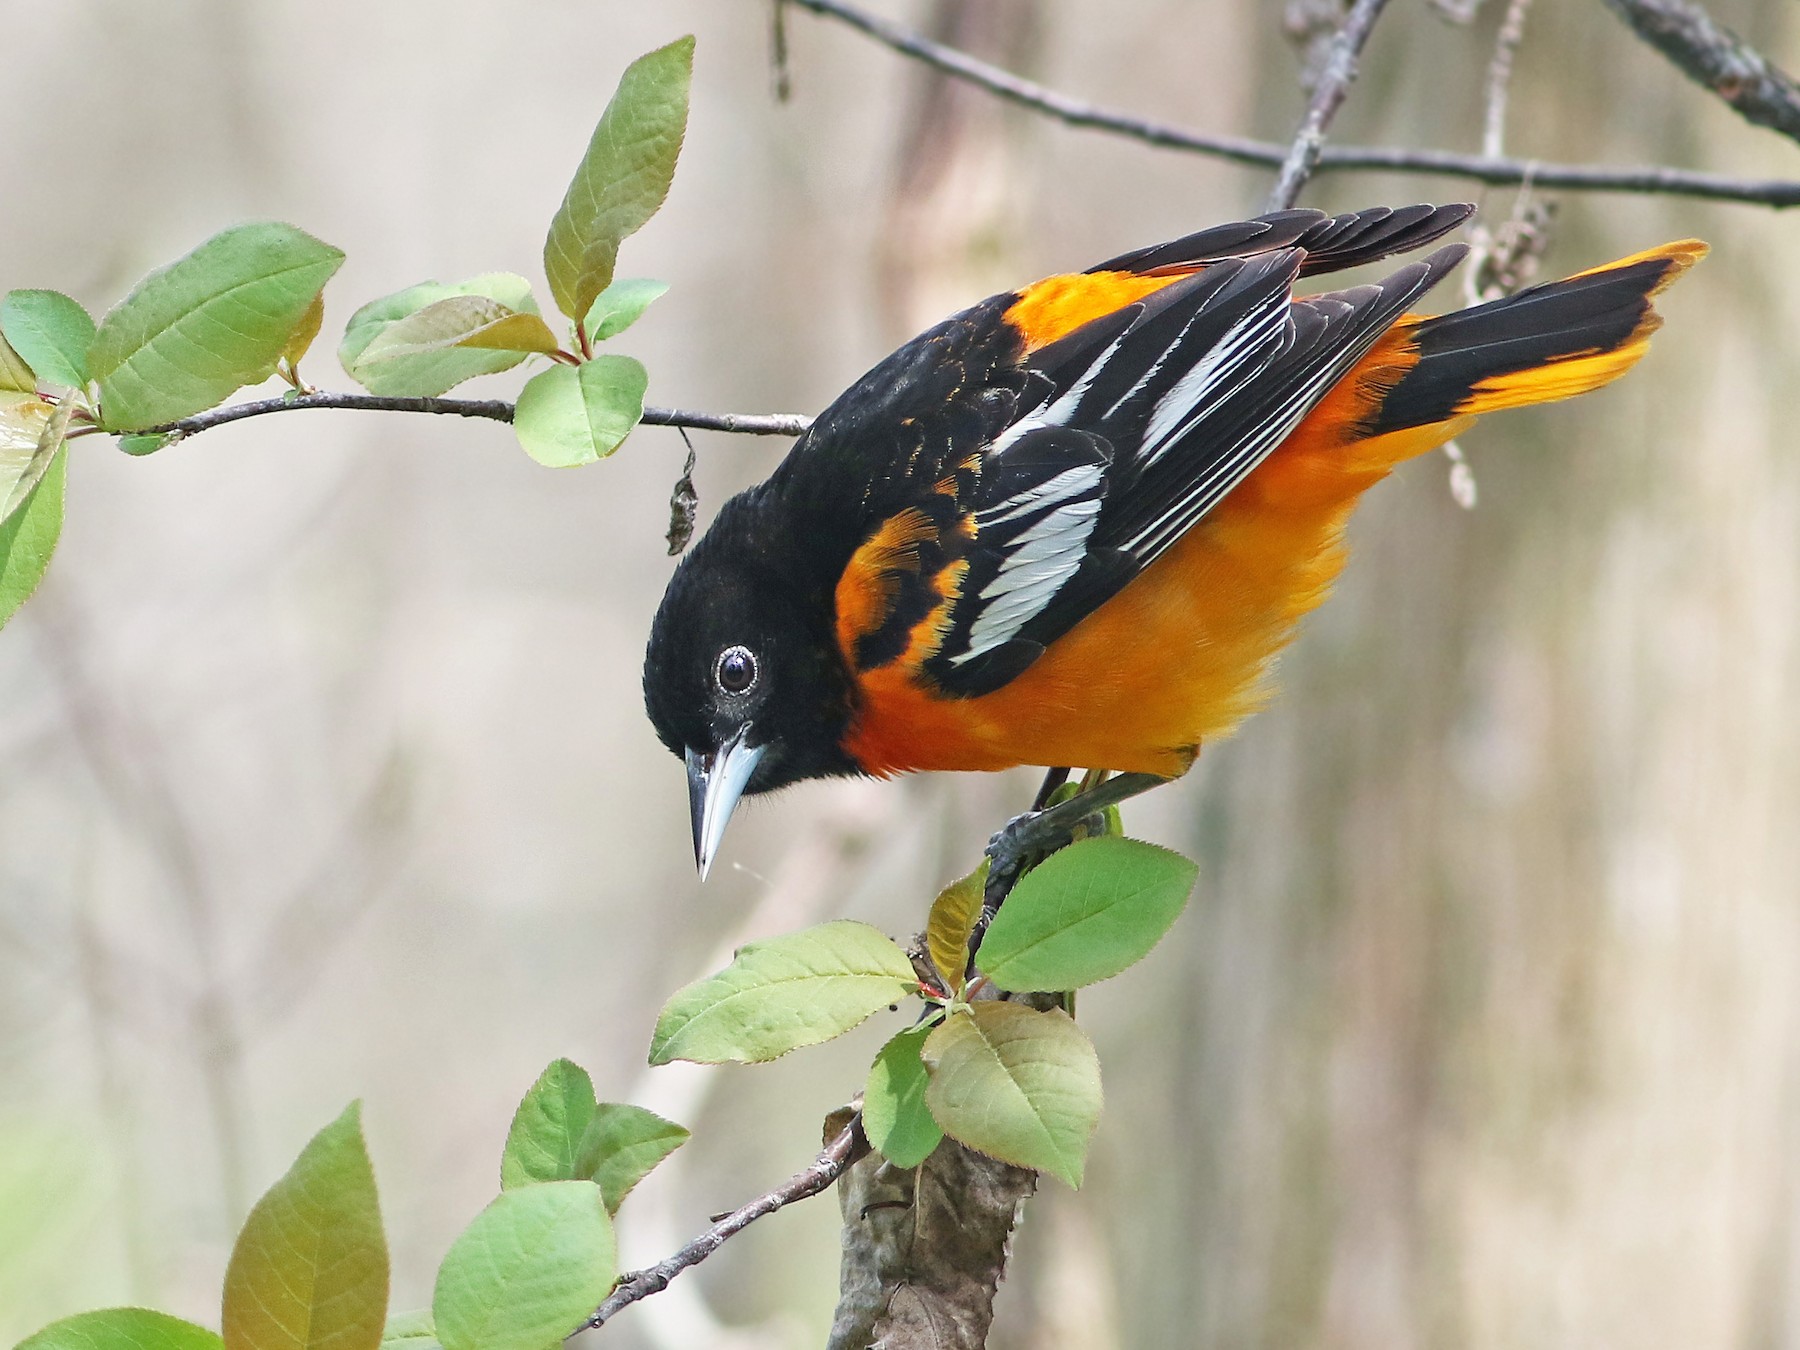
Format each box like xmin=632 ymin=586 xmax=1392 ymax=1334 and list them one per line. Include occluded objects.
xmin=643 ymin=204 xmax=1704 ymax=877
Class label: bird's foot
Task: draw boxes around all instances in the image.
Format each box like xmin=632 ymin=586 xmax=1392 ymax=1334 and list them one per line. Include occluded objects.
xmin=979 ymin=771 xmax=1173 ymax=920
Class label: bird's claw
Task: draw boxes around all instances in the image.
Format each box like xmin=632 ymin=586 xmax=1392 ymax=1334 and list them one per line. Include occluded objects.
xmin=981 ymin=807 xmax=1092 ymax=912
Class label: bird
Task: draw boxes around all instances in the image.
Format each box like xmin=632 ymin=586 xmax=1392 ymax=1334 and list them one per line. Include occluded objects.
xmin=643 ymin=203 xmax=1704 ymax=879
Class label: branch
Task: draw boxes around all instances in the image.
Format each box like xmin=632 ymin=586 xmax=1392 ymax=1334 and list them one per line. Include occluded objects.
xmin=643 ymin=405 xmax=813 ymax=437
xmin=1266 ymin=0 xmax=1399 ymax=210
xmin=144 ymin=391 xmax=813 ymax=443
xmin=584 ymin=1118 xmax=870 ymax=1331
xmin=782 ymin=0 xmax=1800 ymax=207
xmin=1483 ymin=0 xmax=1535 ymax=162
xmin=1601 ymin=0 xmax=1800 ymax=146
xmin=827 ymin=1129 xmax=1038 ymax=1349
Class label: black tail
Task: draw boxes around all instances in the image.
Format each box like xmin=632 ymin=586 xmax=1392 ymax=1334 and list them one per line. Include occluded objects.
xmin=1367 ymin=241 xmax=1707 ymax=435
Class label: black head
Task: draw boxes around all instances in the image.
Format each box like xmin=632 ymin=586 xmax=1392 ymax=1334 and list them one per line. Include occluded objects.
xmin=643 ymin=490 xmax=859 ymax=877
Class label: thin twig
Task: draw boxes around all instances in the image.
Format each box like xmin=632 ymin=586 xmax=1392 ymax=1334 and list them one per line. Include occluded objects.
xmin=1483 ymin=0 xmax=1534 ymax=161
xmin=1266 ymin=0 xmax=1398 ymax=210
xmin=585 ymin=1119 xmax=870 ymax=1330
xmin=1600 ymin=0 xmax=1800 ymax=145
xmin=141 ymin=391 xmax=812 ymax=444
xmin=782 ymin=0 xmax=1800 ymax=207
xmin=642 ymin=405 xmax=812 ymax=437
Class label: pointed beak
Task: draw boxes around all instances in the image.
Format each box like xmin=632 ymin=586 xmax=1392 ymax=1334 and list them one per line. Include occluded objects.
xmin=685 ymin=727 xmax=765 ymax=881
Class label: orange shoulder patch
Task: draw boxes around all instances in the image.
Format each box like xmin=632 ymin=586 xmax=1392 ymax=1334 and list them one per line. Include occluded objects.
xmin=1005 ymin=270 xmax=1183 ymax=353
xmin=834 ymin=508 xmax=938 ymax=661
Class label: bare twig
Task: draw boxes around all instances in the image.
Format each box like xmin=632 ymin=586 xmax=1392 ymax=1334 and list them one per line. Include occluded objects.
xmin=585 ymin=1119 xmax=871 ymax=1330
xmin=781 ymin=0 xmax=1800 ymax=207
xmin=1483 ymin=0 xmax=1534 ymax=161
xmin=642 ymin=406 xmax=812 ymax=437
xmin=140 ymin=391 xmax=812 ymax=444
xmin=1462 ymin=0 xmax=1545 ymax=305
xmin=1600 ymin=0 xmax=1800 ymax=145
xmin=1266 ymin=0 xmax=1399 ymax=210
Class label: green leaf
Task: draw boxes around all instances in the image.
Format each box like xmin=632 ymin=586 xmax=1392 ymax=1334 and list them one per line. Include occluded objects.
xmin=925 ymin=862 xmax=986 ymax=995
xmin=863 ymin=1026 xmax=942 ymax=1168
xmin=222 ymin=1101 xmax=389 ymax=1350
xmin=0 ymin=439 xmax=66 ymax=630
xmin=501 ymin=1058 xmax=598 ymax=1189
xmin=980 ymin=836 xmax=1197 ymax=992
xmin=648 ymin=919 xmax=917 ymax=1065
xmin=338 ymin=274 xmax=542 ymax=398
xmin=379 ymin=1311 xmax=439 ymax=1350
xmin=581 ymin=278 xmax=668 ymax=344
xmin=89 ymin=222 xmax=344 ymax=430
xmin=511 ymin=356 xmax=646 ymax=468
xmin=15 ymin=1308 xmax=224 ymax=1350
xmin=574 ymin=1103 xmax=690 ymax=1214
xmin=356 ymin=297 xmax=561 ymax=364
xmin=923 ymin=1001 xmax=1101 ymax=1188
xmin=544 ymin=36 xmax=693 ymax=322
xmin=0 ymin=332 xmax=36 ymax=392
xmin=118 ymin=431 xmax=176 ymax=456
xmin=432 ymin=1182 xmax=615 ymax=1350
xmin=0 ymin=290 xmax=95 ymax=390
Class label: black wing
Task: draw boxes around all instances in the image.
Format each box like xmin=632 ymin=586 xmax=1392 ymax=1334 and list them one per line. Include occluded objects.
xmin=924 ymin=241 xmax=1469 ymax=696
xmin=771 ymin=207 xmax=1470 ymax=696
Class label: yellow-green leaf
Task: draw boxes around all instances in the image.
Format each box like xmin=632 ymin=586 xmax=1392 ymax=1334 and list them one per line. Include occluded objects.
xmin=649 ymin=919 xmax=916 ymax=1065
xmin=925 ymin=861 xmax=986 ymax=995
xmin=923 ymin=1002 xmax=1101 ymax=1188
xmin=338 ymin=274 xmax=541 ymax=398
xmin=863 ymin=1026 xmax=942 ymax=1168
xmin=432 ymin=1183 xmax=614 ymax=1350
xmin=544 ymin=37 xmax=693 ymax=322
xmin=0 ymin=441 xmax=65 ymax=631
xmin=283 ymin=292 xmax=327 ymax=370
xmin=357 ymin=297 xmax=560 ymax=364
xmin=16 ymin=1308 xmax=224 ymax=1350
xmin=511 ymin=356 xmax=646 ymax=468
xmin=90 ymin=222 xmax=344 ymax=430
xmin=2 ymin=399 xmax=70 ymax=524
xmin=0 ymin=329 xmax=42 ymax=392
xmin=222 ymin=1102 xmax=389 ymax=1350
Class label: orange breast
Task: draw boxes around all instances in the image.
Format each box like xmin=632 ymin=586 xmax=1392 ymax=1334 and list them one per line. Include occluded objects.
xmin=841 ymin=329 xmax=1466 ymax=777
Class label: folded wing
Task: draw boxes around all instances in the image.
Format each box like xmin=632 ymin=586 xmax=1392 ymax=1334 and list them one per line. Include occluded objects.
xmin=926 ymin=241 xmax=1469 ymax=696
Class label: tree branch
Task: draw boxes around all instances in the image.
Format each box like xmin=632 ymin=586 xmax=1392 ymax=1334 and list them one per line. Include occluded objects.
xmin=828 ymin=1132 xmax=1038 ymax=1349
xmin=584 ymin=1118 xmax=870 ymax=1331
xmin=781 ymin=0 xmax=1800 ymax=207
xmin=1266 ymin=0 xmax=1399 ymax=210
xmin=1600 ymin=0 xmax=1800 ymax=146
xmin=142 ymin=391 xmax=812 ymax=444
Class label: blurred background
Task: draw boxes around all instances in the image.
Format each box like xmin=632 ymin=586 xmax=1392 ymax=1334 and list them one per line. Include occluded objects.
xmin=3 ymin=0 xmax=1797 ymax=1346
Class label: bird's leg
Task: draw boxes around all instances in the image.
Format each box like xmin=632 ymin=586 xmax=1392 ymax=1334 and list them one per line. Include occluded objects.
xmin=1030 ymin=766 xmax=1072 ymax=811
xmin=980 ymin=770 xmax=1171 ymax=912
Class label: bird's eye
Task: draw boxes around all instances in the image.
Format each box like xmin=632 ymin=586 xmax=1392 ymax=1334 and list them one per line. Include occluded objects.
xmin=714 ymin=645 xmax=758 ymax=695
